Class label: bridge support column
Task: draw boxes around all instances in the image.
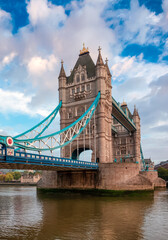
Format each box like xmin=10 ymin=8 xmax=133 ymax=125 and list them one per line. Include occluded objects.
xmin=38 ymin=163 xmax=159 ymax=192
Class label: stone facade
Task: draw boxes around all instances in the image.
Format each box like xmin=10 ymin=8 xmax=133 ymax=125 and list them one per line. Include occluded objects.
xmin=59 ymin=45 xmax=140 ymax=165
xmin=38 ymin=45 xmax=166 ymax=192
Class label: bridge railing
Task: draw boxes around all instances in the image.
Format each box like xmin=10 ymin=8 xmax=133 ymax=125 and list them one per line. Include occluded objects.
xmin=0 ymin=149 xmax=99 ymax=169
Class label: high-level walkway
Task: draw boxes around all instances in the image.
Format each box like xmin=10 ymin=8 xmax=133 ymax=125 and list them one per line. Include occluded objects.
xmin=112 ymin=97 xmax=136 ymax=132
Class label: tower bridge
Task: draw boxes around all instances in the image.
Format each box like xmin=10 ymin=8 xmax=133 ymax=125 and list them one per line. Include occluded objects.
xmin=0 ymin=45 xmax=166 ymax=191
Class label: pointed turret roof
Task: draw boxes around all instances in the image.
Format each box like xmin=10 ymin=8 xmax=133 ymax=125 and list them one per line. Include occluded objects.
xmin=59 ymin=60 xmax=66 ymax=78
xmin=66 ymin=45 xmax=95 ymax=84
xmin=96 ymin=46 xmax=104 ymax=66
xmin=133 ymin=105 xmax=139 ymax=117
xmin=105 ymin=58 xmax=112 ymax=76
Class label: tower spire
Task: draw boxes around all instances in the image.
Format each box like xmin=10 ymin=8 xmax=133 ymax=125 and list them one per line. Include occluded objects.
xmin=79 ymin=43 xmax=89 ymax=55
xmin=133 ymin=105 xmax=139 ymax=117
xmin=105 ymin=57 xmax=111 ymax=76
xmin=96 ymin=46 xmax=104 ymax=66
xmin=59 ymin=60 xmax=66 ymax=78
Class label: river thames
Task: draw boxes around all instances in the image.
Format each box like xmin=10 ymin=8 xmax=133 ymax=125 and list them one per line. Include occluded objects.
xmin=0 ymin=186 xmax=167 ymax=240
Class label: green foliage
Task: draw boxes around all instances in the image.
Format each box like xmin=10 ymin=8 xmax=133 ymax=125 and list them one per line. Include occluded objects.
xmin=12 ymin=171 xmax=21 ymax=180
xmin=158 ymin=167 xmax=168 ymax=181
xmin=5 ymin=173 xmax=14 ymax=182
xmin=0 ymin=174 xmax=5 ymax=182
xmin=29 ymin=172 xmax=34 ymax=176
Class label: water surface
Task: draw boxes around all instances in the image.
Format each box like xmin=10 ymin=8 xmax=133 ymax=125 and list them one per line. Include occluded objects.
xmin=0 ymin=186 xmax=168 ymax=240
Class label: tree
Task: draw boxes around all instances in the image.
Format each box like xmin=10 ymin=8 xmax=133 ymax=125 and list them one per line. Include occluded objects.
xmin=12 ymin=171 xmax=21 ymax=180
xmin=158 ymin=167 xmax=168 ymax=181
xmin=5 ymin=173 xmax=14 ymax=182
xmin=0 ymin=174 xmax=5 ymax=182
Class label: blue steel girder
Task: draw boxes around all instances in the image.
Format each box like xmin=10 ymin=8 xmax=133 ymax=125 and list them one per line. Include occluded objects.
xmin=112 ymin=97 xmax=136 ymax=132
xmin=11 ymin=92 xmax=100 ymax=152
xmin=14 ymin=101 xmax=62 ymax=139
xmin=0 ymin=148 xmax=98 ymax=171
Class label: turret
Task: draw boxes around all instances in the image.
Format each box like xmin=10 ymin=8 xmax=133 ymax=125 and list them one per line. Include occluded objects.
xmin=58 ymin=60 xmax=66 ymax=103
xmin=96 ymin=47 xmax=104 ymax=66
xmin=133 ymin=105 xmax=141 ymax=169
xmin=105 ymin=58 xmax=112 ymax=77
xmin=96 ymin=47 xmax=106 ymax=95
xmin=133 ymin=105 xmax=140 ymax=118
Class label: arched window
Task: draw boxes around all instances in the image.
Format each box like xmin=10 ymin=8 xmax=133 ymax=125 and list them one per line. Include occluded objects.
xmin=72 ymin=88 xmax=75 ymax=95
xmin=81 ymin=85 xmax=85 ymax=92
xmin=76 ymin=74 xmax=80 ymax=83
xmin=81 ymin=74 xmax=85 ymax=81
xmin=77 ymin=87 xmax=80 ymax=93
xmin=87 ymin=84 xmax=90 ymax=91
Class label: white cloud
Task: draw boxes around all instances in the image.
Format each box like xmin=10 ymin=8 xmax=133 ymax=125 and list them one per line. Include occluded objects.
xmin=27 ymin=0 xmax=66 ymax=26
xmin=1 ymin=52 xmax=17 ymax=66
xmin=0 ymin=88 xmax=50 ymax=117
xmin=111 ymin=56 xmax=135 ymax=79
xmin=0 ymin=8 xmax=11 ymax=21
xmin=27 ymin=54 xmax=57 ymax=76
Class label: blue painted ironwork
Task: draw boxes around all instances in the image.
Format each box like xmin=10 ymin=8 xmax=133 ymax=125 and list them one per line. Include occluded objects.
xmin=140 ymin=144 xmax=146 ymax=170
xmin=112 ymin=97 xmax=136 ymax=131
xmin=15 ymin=101 xmax=62 ymax=139
xmin=9 ymin=92 xmax=100 ymax=152
xmin=0 ymin=147 xmax=98 ymax=170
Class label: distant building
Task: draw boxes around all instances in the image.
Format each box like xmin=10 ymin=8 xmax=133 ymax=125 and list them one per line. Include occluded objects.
xmin=20 ymin=173 xmax=41 ymax=184
xmin=155 ymin=160 xmax=168 ymax=170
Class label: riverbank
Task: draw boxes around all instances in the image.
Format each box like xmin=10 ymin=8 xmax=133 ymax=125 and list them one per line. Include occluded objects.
xmin=0 ymin=182 xmax=37 ymax=186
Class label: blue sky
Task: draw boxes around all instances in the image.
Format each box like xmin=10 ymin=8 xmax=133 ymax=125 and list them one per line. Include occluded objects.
xmin=0 ymin=0 xmax=168 ymax=163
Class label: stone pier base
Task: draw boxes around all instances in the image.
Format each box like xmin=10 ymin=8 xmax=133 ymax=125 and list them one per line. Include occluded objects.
xmin=38 ymin=163 xmax=166 ymax=192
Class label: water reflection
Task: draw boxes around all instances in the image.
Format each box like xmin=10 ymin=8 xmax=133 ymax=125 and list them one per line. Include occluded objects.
xmin=0 ymin=186 xmax=168 ymax=240
xmin=36 ymin=192 xmax=154 ymax=240
xmin=0 ymin=186 xmax=42 ymax=240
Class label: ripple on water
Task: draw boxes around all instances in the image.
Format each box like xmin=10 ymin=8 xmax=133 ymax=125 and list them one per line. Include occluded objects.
xmin=0 ymin=186 xmax=168 ymax=240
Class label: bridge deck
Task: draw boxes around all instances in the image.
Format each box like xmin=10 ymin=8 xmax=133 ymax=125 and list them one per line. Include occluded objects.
xmin=112 ymin=97 xmax=136 ymax=132
xmin=0 ymin=149 xmax=98 ymax=171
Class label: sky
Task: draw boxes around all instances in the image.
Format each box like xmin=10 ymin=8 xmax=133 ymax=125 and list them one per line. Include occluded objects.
xmin=0 ymin=0 xmax=168 ymax=163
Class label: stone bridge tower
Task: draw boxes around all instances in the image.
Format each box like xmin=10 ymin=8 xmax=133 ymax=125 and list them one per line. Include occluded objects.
xmin=58 ymin=45 xmax=113 ymax=163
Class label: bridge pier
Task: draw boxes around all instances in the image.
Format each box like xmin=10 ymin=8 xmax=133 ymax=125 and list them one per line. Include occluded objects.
xmin=38 ymin=163 xmax=166 ymax=192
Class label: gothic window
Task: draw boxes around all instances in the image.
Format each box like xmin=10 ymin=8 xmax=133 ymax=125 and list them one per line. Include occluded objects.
xmin=68 ymin=112 xmax=72 ymax=119
xmin=121 ymin=149 xmax=126 ymax=154
xmin=77 ymin=87 xmax=80 ymax=93
xmin=87 ymin=84 xmax=90 ymax=91
xmin=121 ymin=146 xmax=126 ymax=154
xmin=72 ymin=88 xmax=75 ymax=94
xmin=81 ymin=85 xmax=85 ymax=92
xmin=81 ymin=74 xmax=85 ymax=81
xmin=76 ymin=74 xmax=80 ymax=83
